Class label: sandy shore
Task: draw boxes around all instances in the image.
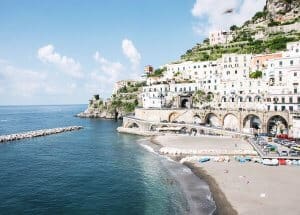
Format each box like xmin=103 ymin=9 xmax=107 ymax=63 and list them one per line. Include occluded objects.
xmin=152 ymin=135 xmax=300 ymax=215
xmin=155 ymin=135 xmax=257 ymax=156
xmin=190 ymin=162 xmax=300 ymax=215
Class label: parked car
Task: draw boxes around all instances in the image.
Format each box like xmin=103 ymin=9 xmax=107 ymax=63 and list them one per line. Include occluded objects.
xmin=161 ymin=120 xmax=168 ymax=123
xmin=179 ymin=121 xmax=185 ymax=124
xmin=289 ymin=150 xmax=298 ymax=157
xmin=291 ymin=145 xmax=300 ymax=152
xmin=280 ymin=150 xmax=288 ymax=156
xmin=171 ymin=120 xmax=178 ymax=123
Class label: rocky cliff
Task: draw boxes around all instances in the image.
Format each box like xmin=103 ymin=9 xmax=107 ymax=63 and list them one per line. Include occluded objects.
xmin=266 ymin=0 xmax=299 ymax=23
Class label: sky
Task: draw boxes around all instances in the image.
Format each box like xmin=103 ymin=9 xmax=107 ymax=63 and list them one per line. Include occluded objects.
xmin=0 ymin=0 xmax=266 ymax=105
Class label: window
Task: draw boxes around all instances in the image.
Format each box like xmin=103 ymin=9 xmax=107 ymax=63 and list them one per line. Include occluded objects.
xmin=279 ymin=76 xmax=282 ymax=81
xmin=274 ymin=106 xmax=277 ymax=111
xmin=290 ymin=60 xmax=293 ymax=65
xmin=289 ymin=106 xmax=294 ymax=111
xmin=294 ymin=72 xmax=297 ymax=77
xmin=235 ymin=70 xmax=237 ymax=74
xmin=175 ymin=87 xmax=177 ymax=92
xmin=279 ymin=61 xmax=282 ymax=66
xmin=282 ymin=97 xmax=285 ymax=103
xmin=295 ymin=88 xmax=298 ymax=94
xmin=268 ymin=105 xmax=270 ymax=111
xmin=281 ymin=106 xmax=286 ymax=111
xmin=298 ymin=97 xmax=300 ymax=103
xmin=289 ymin=97 xmax=293 ymax=103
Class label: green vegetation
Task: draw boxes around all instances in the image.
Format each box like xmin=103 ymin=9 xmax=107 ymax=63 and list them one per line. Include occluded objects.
xmin=192 ymin=90 xmax=213 ymax=105
xmin=181 ymin=34 xmax=300 ymax=61
xmin=230 ymin=25 xmax=238 ymax=31
xmin=147 ymin=67 xmax=166 ymax=77
xmin=249 ymin=70 xmax=262 ymax=79
xmin=252 ymin=11 xmax=268 ymax=21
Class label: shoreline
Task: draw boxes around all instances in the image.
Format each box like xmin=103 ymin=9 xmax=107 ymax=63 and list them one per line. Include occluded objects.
xmin=184 ymin=162 xmax=237 ymax=215
xmin=149 ymin=135 xmax=236 ymax=215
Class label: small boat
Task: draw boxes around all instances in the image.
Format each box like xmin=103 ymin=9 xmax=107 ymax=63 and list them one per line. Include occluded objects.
xmin=278 ymin=159 xmax=286 ymax=165
xmin=262 ymin=159 xmax=278 ymax=166
xmin=199 ymin=157 xmax=210 ymax=163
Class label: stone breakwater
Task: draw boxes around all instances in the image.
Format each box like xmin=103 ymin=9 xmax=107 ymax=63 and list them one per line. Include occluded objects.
xmin=0 ymin=126 xmax=83 ymax=143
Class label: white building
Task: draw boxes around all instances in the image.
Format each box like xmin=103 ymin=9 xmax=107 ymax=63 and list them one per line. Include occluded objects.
xmin=141 ymin=84 xmax=169 ymax=108
xmin=209 ymin=31 xmax=233 ymax=46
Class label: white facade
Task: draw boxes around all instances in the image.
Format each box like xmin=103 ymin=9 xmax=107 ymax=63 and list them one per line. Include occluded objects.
xmin=141 ymin=41 xmax=300 ymax=113
xmin=141 ymin=84 xmax=169 ymax=108
xmin=209 ymin=31 xmax=233 ymax=46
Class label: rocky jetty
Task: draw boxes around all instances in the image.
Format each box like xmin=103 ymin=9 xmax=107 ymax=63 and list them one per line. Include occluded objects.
xmin=0 ymin=126 xmax=83 ymax=143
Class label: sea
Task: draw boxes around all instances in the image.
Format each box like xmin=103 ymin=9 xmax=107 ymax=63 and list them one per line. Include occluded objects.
xmin=0 ymin=105 xmax=215 ymax=215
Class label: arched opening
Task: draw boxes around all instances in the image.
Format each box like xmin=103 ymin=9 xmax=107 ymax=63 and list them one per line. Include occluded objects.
xmin=190 ymin=128 xmax=197 ymax=136
xmin=221 ymin=96 xmax=227 ymax=102
xmin=246 ymin=96 xmax=252 ymax=102
xmin=180 ymin=127 xmax=188 ymax=134
xmin=193 ymin=114 xmax=201 ymax=124
xmin=254 ymin=95 xmax=262 ymax=102
xmin=181 ymin=99 xmax=189 ymax=108
xmin=238 ymin=96 xmax=243 ymax=102
xmin=127 ymin=122 xmax=139 ymax=128
xmin=267 ymin=115 xmax=288 ymax=136
xmin=243 ymin=114 xmax=261 ymax=133
xmin=223 ymin=113 xmax=239 ymax=131
xmin=205 ymin=113 xmax=221 ymax=127
xmin=230 ymin=97 xmax=235 ymax=102
xmin=150 ymin=124 xmax=158 ymax=131
xmin=168 ymin=112 xmax=179 ymax=122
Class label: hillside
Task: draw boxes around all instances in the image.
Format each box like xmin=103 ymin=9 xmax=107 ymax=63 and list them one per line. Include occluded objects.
xmin=180 ymin=0 xmax=300 ymax=62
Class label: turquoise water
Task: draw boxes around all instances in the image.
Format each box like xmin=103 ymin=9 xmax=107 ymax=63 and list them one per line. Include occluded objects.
xmin=0 ymin=105 xmax=191 ymax=214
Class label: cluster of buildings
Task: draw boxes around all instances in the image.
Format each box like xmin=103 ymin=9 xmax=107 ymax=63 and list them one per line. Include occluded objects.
xmin=141 ymin=41 xmax=300 ymax=115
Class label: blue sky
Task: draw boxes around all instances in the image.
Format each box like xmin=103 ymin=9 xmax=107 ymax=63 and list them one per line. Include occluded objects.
xmin=0 ymin=0 xmax=265 ymax=105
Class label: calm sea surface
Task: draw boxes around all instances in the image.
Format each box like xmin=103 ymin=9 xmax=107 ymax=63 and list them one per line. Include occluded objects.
xmin=0 ymin=105 xmax=215 ymax=215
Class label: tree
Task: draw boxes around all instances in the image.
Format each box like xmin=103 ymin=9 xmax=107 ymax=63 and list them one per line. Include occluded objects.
xmin=230 ymin=25 xmax=238 ymax=31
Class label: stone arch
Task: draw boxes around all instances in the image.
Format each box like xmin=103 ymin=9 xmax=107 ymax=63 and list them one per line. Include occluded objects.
xmin=180 ymin=127 xmax=188 ymax=134
xmin=205 ymin=113 xmax=221 ymax=127
xmin=168 ymin=112 xmax=179 ymax=122
xmin=125 ymin=122 xmax=140 ymax=128
xmin=229 ymin=96 xmax=235 ymax=102
xmin=190 ymin=128 xmax=197 ymax=136
xmin=221 ymin=96 xmax=227 ymax=102
xmin=267 ymin=115 xmax=288 ymax=136
xmin=254 ymin=95 xmax=262 ymax=102
xmin=193 ymin=114 xmax=202 ymax=124
xmin=243 ymin=114 xmax=262 ymax=130
xmin=149 ymin=124 xmax=158 ymax=131
xmin=223 ymin=113 xmax=239 ymax=130
xmin=245 ymin=95 xmax=252 ymax=102
xmin=237 ymin=96 xmax=243 ymax=102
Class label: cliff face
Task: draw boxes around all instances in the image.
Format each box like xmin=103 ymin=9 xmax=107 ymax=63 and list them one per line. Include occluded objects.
xmin=266 ymin=0 xmax=300 ymax=22
xmin=78 ymin=81 xmax=144 ymax=119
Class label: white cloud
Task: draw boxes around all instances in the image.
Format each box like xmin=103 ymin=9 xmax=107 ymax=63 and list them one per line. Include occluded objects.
xmin=93 ymin=51 xmax=124 ymax=82
xmin=122 ymin=39 xmax=141 ymax=69
xmin=0 ymin=61 xmax=48 ymax=97
xmin=191 ymin=0 xmax=266 ymax=35
xmin=37 ymin=44 xmax=83 ymax=78
xmin=88 ymin=51 xmax=125 ymax=95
